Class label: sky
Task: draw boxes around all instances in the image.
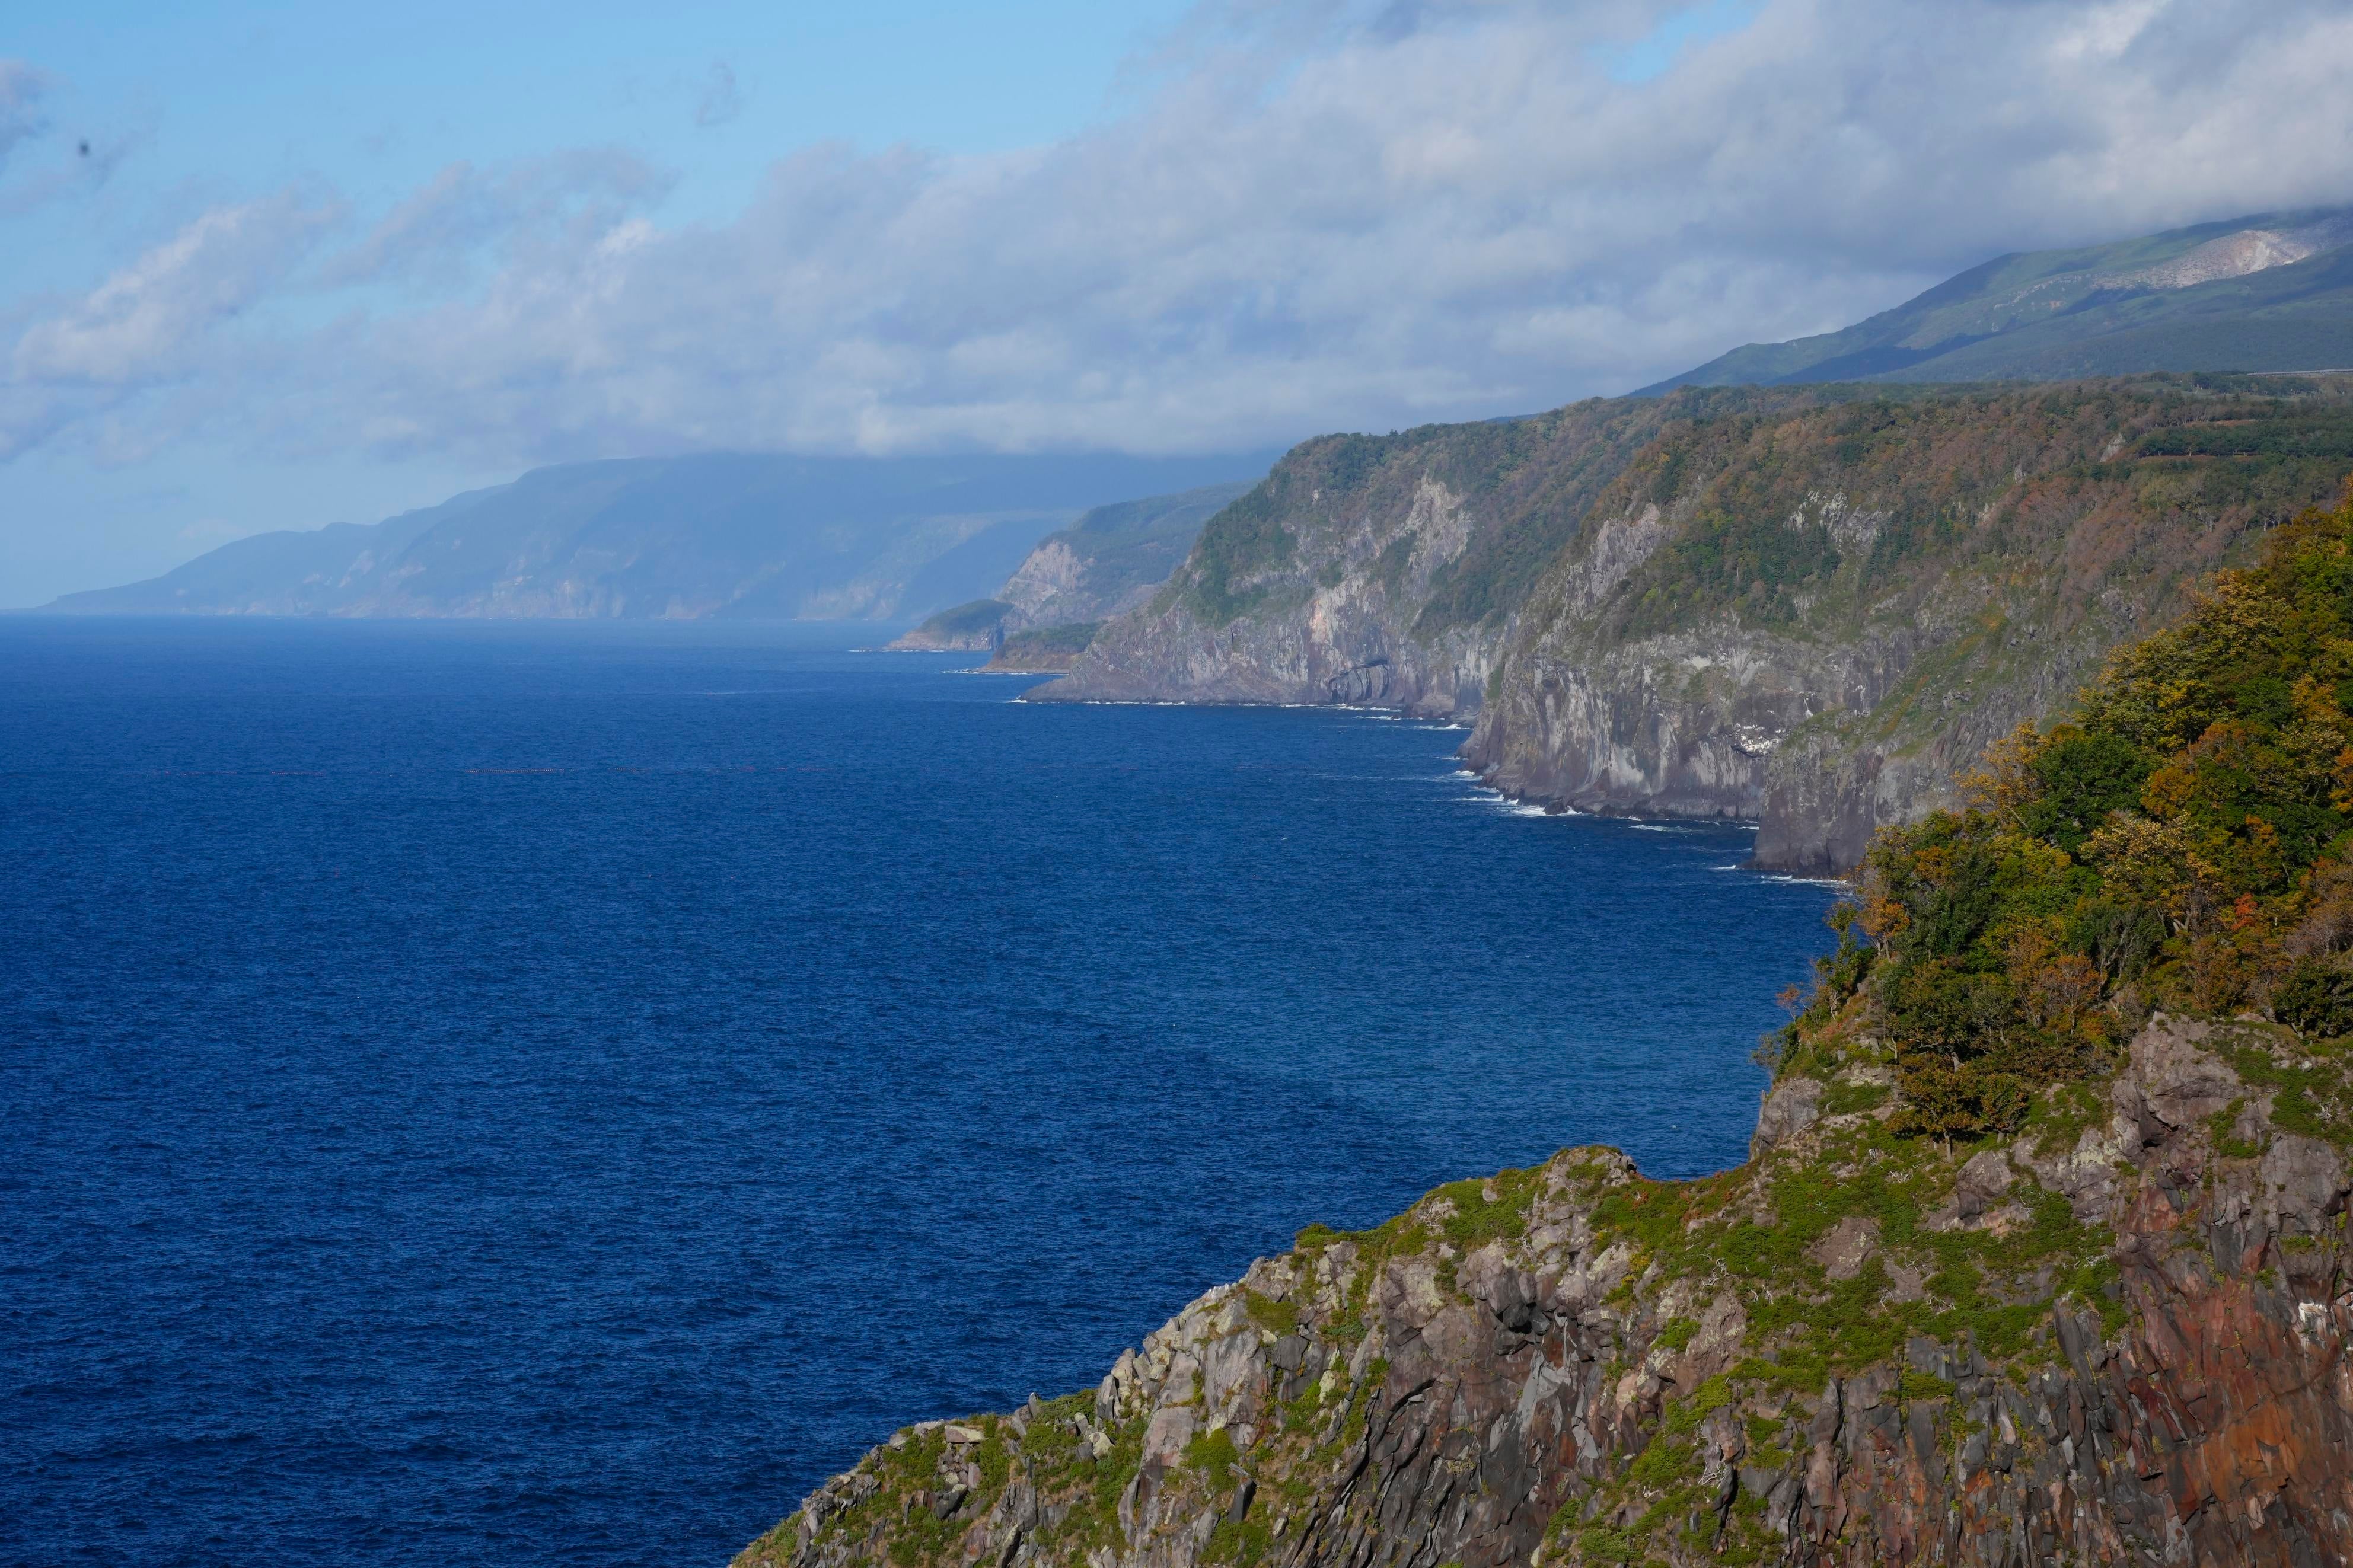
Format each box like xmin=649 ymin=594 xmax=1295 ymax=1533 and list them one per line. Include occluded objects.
xmin=4 ymin=0 xmax=2351 ymax=606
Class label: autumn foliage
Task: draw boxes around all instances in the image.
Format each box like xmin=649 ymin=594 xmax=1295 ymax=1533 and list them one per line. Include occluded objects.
xmin=1778 ymin=477 xmax=2353 ymax=1139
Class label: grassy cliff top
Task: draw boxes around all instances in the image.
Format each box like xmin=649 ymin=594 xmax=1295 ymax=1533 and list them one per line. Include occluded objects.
xmin=1166 ymin=377 xmax=2353 ymax=647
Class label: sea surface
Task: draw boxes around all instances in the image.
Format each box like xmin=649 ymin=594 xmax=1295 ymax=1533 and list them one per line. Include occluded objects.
xmin=0 ymin=618 xmax=1835 ymax=1567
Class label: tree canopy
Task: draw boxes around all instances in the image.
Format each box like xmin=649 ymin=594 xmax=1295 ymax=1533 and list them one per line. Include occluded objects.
xmin=1778 ymin=478 xmax=2353 ymax=1140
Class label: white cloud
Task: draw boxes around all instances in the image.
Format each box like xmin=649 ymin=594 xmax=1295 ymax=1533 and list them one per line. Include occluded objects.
xmin=5 ymin=0 xmax=2353 ymax=472
xmin=14 ymin=192 xmax=339 ymax=385
xmin=313 ymin=151 xmax=669 ymax=291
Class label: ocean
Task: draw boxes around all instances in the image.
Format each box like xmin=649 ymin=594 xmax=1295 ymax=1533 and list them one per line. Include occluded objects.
xmin=0 ymin=618 xmax=1835 ymax=1566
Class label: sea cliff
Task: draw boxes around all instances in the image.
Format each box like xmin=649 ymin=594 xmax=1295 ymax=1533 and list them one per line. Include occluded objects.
xmin=744 ymin=480 xmax=2353 ymax=1567
xmin=1035 ymin=377 xmax=2353 ymax=874
xmin=740 ymin=1015 xmax=2352 ymax=1568
xmin=891 ymin=484 xmax=1255 ymax=654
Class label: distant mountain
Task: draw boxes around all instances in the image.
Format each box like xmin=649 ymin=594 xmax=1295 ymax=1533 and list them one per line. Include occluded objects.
xmin=43 ymin=452 xmax=1275 ymax=621
xmin=887 ymin=481 xmax=1252 ymax=651
xmin=1644 ymin=206 xmax=2353 ymax=393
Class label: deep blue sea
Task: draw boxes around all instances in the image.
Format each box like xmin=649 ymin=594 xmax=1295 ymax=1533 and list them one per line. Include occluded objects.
xmin=0 ymin=618 xmax=1835 ymax=1567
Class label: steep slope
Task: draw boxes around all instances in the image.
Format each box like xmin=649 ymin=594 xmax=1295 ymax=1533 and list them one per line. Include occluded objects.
xmin=1035 ymin=398 xmax=1679 ymax=716
xmin=1646 ymin=207 xmax=2353 ymax=392
xmin=981 ymin=624 xmax=1105 ymax=675
xmin=891 ymin=483 xmax=1254 ymax=651
xmin=892 ymin=599 xmax=1018 ymax=653
xmin=744 ymin=1021 xmax=2351 ymax=1568
xmin=1469 ymin=379 xmax=2353 ymax=873
xmin=739 ymin=487 xmax=2353 ymax=1568
xmin=1041 ymin=378 xmax=2353 ymax=874
xmin=44 ymin=454 xmax=1267 ymax=622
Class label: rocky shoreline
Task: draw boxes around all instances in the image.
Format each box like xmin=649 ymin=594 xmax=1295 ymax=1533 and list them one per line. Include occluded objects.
xmin=1029 ymin=378 xmax=2353 ymax=875
xmin=736 ymin=1015 xmax=2353 ymax=1568
xmin=738 ymin=477 xmax=2353 ymax=1567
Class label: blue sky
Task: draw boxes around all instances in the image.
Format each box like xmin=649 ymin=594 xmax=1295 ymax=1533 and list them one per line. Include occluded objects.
xmin=0 ymin=1 xmax=1194 ymax=600
xmin=6 ymin=3 xmax=1191 ymax=256
xmin=4 ymin=0 xmax=2348 ymax=605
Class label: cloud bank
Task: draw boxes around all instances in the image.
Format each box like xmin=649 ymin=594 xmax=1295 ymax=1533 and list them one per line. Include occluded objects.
xmin=5 ymin=0 xmax=2352 ymax=472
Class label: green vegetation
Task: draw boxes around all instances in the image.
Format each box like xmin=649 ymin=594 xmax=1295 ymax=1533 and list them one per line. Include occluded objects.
xmin=1033 ymin=483 xmax=1252 ymax=614
xmin=1242 ymin=1290 xmax=1300 ymax=1336
xmin=1819 ymin=1077 xmax=1890 ymax=1116
xmin=1896 ymin=1369 xmax=1957 ymax=1402
xmin=1659 ymin=1375 xmax=1735 ymax=1435
xmin=1803 ymin=476 xmax=2353 ymax=1138
xmin=1409 ymin=406 xmax=1665 ymax=635
xmin=748 ymin=472 xmax=2353 ymax=1568
xmin=1294 ymin=1165 xmax=1545 ymax=1308
xmin=1596 ymin=390 xmax=2353 ymax=643
xmin=908 ymin=598 xmax=1009 ymax=640
xmin=1650 ymin=207 xmax=2353 ymax=393
xmin=2132 ymin=410 xmax=2353 ymax=461
xmin=2211 ymin=1027 xmax=2353 ymax=1147
xmin=993 ymin=622 xmax=1101 ymax=663
xmin=1430 ymin=1167 xmax=1544 ymax=1248
xmin=1180 ymin=481 xmax=1303 ymax=625
xmin=1181 ymin=1426 xmax=1240 ymax=1492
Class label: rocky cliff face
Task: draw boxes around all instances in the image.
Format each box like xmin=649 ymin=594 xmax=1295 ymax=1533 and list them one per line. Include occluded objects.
xmin=1036 ymin=401 xmax=1677 ymax=717
xmin=982 ymin=624 xmax=1105 ymax=675
xmin=891 ymin=484 xmax=1255 ymax=653
xmin=1464 ymin=383 xmax=2338 ymax=873
xmin=891 ymin=601 xmax=1013 ymax=652
xmin=738 ymin=1014 xmax=2353 ymax=1568
xmin=1035 ymin=472 xmax=1504 ymax=716
xmin=1039 ymin=378 xmax=2353 ymax=873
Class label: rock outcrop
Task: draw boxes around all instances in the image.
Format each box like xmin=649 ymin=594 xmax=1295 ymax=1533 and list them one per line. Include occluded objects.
xmin=738 ymin=1015 xmax=2353 ymax=1568
xmin=983 ymin=624 xmax=1105 ymax=674
xmin=891 ymin=484 xmax=1254 ymax=653
xmin=1032 ymin=401 xmax=1676 ymax=718
xmin=1035 ymin=378 xmax=2353 ymax=872
xmin=891 ymin=601 xmax=1015 ymax=652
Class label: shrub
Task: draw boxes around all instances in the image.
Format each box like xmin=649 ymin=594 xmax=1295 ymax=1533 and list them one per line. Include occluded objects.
xmin=1892 ymin=1060 xmax=2029 ymax=1142
xmin=2274 ymin=957 xmax=2353 ymax=1040
xmin=1809 ymin=475 xmax=2353 ymax=1125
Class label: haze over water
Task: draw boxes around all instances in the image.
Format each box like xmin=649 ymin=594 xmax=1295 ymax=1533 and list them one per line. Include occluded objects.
xmin=1 ymin=619 xmax=1834 ymax=1567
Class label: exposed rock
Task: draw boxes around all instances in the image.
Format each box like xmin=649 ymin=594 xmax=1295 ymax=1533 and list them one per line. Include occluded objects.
xmin=1952 ymin=1148 xmax=2014 ymax=1219
xmin=739 ymin=1015 xmax=2353 ymax=1568
xmin=1750 ymin=1075 xmax=1823 ymax=1158
xmin=894 ymin=484 xmax=1255 ymax=653
xmin=981 ymin=624 xmax=1104 ymax=674
xmin=1031 ymin=380 xmax=2353 ymax=874
xmin=1807 ymin=1216 xmax=1879 ymax=1280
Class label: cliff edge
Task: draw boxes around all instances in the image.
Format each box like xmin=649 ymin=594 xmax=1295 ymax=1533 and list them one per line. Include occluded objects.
xmin=742 ymin=481 xmax=2353 ymax=1566
xmin=1037 ymin=378 xmax=2353 ymax=874
xmin=742 ymin=1016 xmax=2349 ymax=1568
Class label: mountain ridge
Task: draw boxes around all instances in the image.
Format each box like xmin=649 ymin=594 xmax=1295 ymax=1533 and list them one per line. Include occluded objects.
xmin=41 ymin=453 xmax=1274 ymax=623
xmin=1643 ymin=206 xmax=2353 ymax=394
